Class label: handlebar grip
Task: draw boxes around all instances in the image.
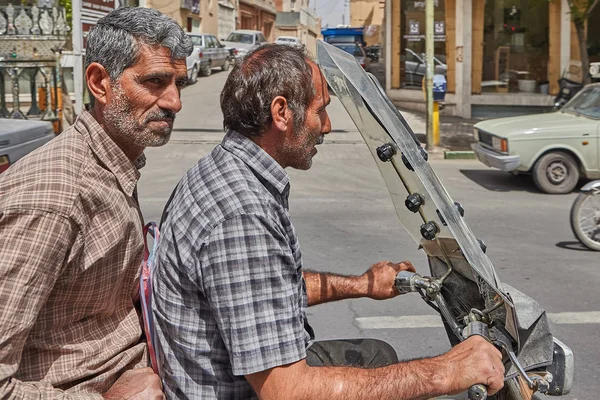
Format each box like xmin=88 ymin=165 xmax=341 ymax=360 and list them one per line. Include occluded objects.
xmin=467 ymin=384 xmax=487 ymax=400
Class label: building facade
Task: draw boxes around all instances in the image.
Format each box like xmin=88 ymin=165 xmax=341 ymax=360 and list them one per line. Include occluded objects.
xmin=218 ymin=0 xmax=237 ymax=39
xmin=384 ymin=0 xmax=600 ymax=118
xmin=274 ymin=0 xmax=320 ymax=55
xmin=143 ymin=0 xmax=221 ymax=37
xmin=350 ymin=0 xmax=384 ymax=46
xmin=238 ymin=0 xmax=277 ymax=41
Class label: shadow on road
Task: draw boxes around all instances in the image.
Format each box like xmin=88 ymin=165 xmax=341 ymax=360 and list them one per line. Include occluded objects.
xmin=459 ymin=169 xmax=540 ymax=193
xmin=555 ymin=240 xmax=596 ymax=252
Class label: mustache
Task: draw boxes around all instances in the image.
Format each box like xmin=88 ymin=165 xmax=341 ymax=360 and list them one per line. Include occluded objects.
xmin=144 ymin=109 xmax=176 ymax=123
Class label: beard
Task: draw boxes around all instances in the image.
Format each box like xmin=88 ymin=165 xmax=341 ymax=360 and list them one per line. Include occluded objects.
xmin=281 ymin=124 xmax=323 ymax=170
xmin=102 ymin=84 xmax=175 ymax=149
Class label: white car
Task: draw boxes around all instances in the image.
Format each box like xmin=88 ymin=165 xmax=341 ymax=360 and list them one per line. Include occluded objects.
xmin=471 ymin=83 xmax=600 ymax=194
xmin=274 ymin=36 xmax=301 ymax=47
xmin=1 ymin=119 xmax=54 ymax=174
xmin=221 ymin=30 xmax=268 ymax=60
xmin=186 ymin=33 xmax=231 ymax=80
xmin=591 ymin=62 xmax=600 ymax=82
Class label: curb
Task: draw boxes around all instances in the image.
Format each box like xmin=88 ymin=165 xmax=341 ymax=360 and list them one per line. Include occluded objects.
xmin=444 ymin=151 xmax=476 ymax=160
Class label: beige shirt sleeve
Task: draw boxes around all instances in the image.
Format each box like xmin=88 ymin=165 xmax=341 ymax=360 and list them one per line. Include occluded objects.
xmin=0 ymin=210 xmax=100 ymax=399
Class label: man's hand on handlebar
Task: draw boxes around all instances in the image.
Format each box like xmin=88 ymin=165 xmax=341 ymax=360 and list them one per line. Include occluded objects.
xmin=440 ymin=335 xmax=505 ymax=396
xmin=361 ymin=260 xmax=416 ymax=300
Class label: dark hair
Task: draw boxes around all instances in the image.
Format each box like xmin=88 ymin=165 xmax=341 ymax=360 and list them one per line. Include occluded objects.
xmin=220 ymin=44 xmax=316 ymax=137
xmin=85 ymin=7 xmax=192 ymax=105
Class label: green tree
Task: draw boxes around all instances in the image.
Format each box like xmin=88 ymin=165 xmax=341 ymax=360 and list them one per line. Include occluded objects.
xmin=568 ymin=0 xmax=599 ymax=84
xmin=59 ymin=0 xmax=72 ymax=28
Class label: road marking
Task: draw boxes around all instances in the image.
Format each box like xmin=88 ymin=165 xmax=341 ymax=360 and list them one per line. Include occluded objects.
xmin=356 ymin=311 xmax=600 ymax=330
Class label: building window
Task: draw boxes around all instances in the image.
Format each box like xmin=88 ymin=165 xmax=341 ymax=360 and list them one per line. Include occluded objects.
xmin=400 ymin=0 xmax=447 ymax=89
xmin=187 ymin=17 xmax=193 ymax=32
xmin=480 ymin=0 xmax=549 ymax=93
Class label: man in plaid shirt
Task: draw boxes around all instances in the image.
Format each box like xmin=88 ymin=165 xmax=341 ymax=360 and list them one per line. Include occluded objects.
xmin=0 ymin=7 xmax=191 ymax=399
xmin=152 ymin=44 xmax=505 ymax=399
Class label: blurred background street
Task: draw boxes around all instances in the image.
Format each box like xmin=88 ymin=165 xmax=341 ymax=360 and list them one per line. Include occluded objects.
xmin=139 ymin=69 xmax=599 ymax=400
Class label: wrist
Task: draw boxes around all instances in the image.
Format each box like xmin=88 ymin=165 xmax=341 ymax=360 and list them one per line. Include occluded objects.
xmin=429 ymin=354 xmax=454 ymax=395
xmin=355 ymin=273 xmax=370 ymax=298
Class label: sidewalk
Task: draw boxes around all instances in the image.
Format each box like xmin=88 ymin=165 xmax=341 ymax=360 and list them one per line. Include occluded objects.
xmin=369 ymin=60 xmax=480 ymax=155
xmin=397 ymin=107 xmax=481 ymax=153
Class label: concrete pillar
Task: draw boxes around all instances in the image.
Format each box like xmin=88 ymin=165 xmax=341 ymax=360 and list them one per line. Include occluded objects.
xmin=454 ymin=0 xmax=472 ymax=118
xmin=385 ymin=0 xmax=391 ymax=92
xmin=560 ymin=0 xmax=570 ymax=73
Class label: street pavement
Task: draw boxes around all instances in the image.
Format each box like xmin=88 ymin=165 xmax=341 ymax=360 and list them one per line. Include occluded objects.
xmin=138 ymin=68 xmax=599 ymax=399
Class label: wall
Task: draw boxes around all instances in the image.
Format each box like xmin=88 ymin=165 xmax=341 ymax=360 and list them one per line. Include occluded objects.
xmin=350 ymin=0 xmax=384 ymax=46
xmin=219 ymin=2 xmax=236 ymax=39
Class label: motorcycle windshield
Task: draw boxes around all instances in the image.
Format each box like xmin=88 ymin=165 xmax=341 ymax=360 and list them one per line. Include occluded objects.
xmin=316 ymin=41 xmax=506 ymax=302
xmin=316 ymin=42 xmax=556 ymax=374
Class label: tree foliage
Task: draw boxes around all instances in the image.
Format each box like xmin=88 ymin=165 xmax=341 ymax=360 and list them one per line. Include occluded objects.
xmin=567 ymin=0 xmax=599 ymax=83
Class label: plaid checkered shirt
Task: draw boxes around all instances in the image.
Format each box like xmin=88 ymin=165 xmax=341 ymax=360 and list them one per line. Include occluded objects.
xmin=152 ymin=130 xmax=314 ymax=399
xmin=0 ymin=111 xmax=148 ymax=398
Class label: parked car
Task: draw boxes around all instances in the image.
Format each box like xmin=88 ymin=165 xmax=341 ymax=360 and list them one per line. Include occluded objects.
xmin=471 ymin=83 xmax=600 ymax=194
xmin=403 ymin=49 xmax=447 ymax=88
xmin=366 ymin=44 xmax=380 ymax=62
xmin=221 ymin=30 xmax=268 ymax=60
xmin=0 ymin=119 xmax=54 ymax=174
xmin=274 ymin=36 xmax=301 ymax=47
xmin=330 ymin=42 xmax=371 ymax=72
xmin=186 ymin=33 xmax=231 ymax=81
xmin=591 ymin=62 xmax=600 ymax=82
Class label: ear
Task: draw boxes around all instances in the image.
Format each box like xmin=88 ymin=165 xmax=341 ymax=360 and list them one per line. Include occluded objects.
xmin=270 ymin=96 xmax=291 ymax=132
xmin=86 ymin=62 xmax=112 ymax=106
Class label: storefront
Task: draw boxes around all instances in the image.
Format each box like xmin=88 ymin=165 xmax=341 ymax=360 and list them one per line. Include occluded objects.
xmin=385 ymin=0 xmax=585 ymax=117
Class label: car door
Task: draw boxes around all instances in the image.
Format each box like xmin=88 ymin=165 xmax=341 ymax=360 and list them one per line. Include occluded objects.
xmin=257 ymin=33 xmax=267 ymax=48
xmin=212 ymin=36 xmax=227 ymax=65
xmin=204 ymin=35 xmax=216 ymax=63
xmin=404 ymin=49 xmax=423 ymax=87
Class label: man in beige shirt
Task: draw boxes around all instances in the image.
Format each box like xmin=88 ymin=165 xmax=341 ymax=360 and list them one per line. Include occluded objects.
xmin=0 ymin=7 xmax=191 ymax=399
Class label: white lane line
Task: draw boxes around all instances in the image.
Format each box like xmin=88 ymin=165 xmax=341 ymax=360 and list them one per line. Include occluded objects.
xmin=356 ymin=311 xmax=600 ymax=330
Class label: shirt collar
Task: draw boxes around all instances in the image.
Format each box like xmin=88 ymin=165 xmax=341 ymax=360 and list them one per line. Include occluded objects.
xmin=221 ymin=130 xmax=290 ymax=196
xmin=73 ymin=111 xmax=141 ymax=197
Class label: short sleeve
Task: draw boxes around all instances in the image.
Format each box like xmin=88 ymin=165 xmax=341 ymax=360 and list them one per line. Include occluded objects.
xmin=201 ymin=213 xmax=305 ymax=376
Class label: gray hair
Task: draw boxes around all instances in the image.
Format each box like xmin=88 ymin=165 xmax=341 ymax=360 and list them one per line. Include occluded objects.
xmin=85 ymin=7 xmax=192 ymax=104
xmin=220 ymin=44 xmax=316 ymax=137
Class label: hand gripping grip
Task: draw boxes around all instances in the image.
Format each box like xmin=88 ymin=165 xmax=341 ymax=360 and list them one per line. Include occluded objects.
xmin=464 ymin=321 xmax=490 ymax=400
xmin=468 ymin=383 xmax=487 ymax=400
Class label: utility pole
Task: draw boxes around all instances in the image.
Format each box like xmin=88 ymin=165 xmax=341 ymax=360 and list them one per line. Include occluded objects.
xmin=72 ymin=0 xmax=84 ymax=115
xmin=425 ymin=0 xmax=434 ymax=149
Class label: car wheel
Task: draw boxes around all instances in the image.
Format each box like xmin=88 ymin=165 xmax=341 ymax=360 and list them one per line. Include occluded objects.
xmin=221 ymin=58 xmax=230 ymax=71
xmin=532 ymin=151 xmax=579 ymax=194
xmin=188 ymin=64 xmax=198 ymax=84
xmin=200 ymin=62 xmax=212 ymax=77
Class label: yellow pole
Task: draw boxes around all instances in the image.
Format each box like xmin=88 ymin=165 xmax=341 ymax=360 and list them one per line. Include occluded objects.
xmin=433 ymin=101 xmax=440 ymax=146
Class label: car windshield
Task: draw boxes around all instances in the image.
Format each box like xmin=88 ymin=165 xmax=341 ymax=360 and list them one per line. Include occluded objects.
xmin=226 ymin=33 xmax=253 ymax=44
xmin=562 ymin=86 xmax=600 ymax=119
xmin=277 ymin=38 xmax=295 ymax=42
xmin=333 ymin=44 xmax=363 ymax=57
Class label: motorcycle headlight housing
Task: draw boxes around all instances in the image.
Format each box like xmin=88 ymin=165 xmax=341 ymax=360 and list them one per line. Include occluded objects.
xmin=492 ymin=136 xmax=508 ymax=153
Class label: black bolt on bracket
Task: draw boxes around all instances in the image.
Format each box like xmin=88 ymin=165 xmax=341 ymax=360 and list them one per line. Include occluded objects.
xmin=454 ymin=202 xmax=465 ymax=217
xmin=401 ymin=153 xmax=414 ymax=171
xmin=477 ymin=239 xmax=487 ymax=254
xmin=405 ymin=193 xmax=424 ymax=213
xmin=436 ymin=202 xmax=465 ymax=226
xmin=376 ymin=143 xmax=396 ymax=162
xmin=436 ymin=209 xmax=447 ymax=226
xmin=420 ymin=221 xmax=440 ymax=240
